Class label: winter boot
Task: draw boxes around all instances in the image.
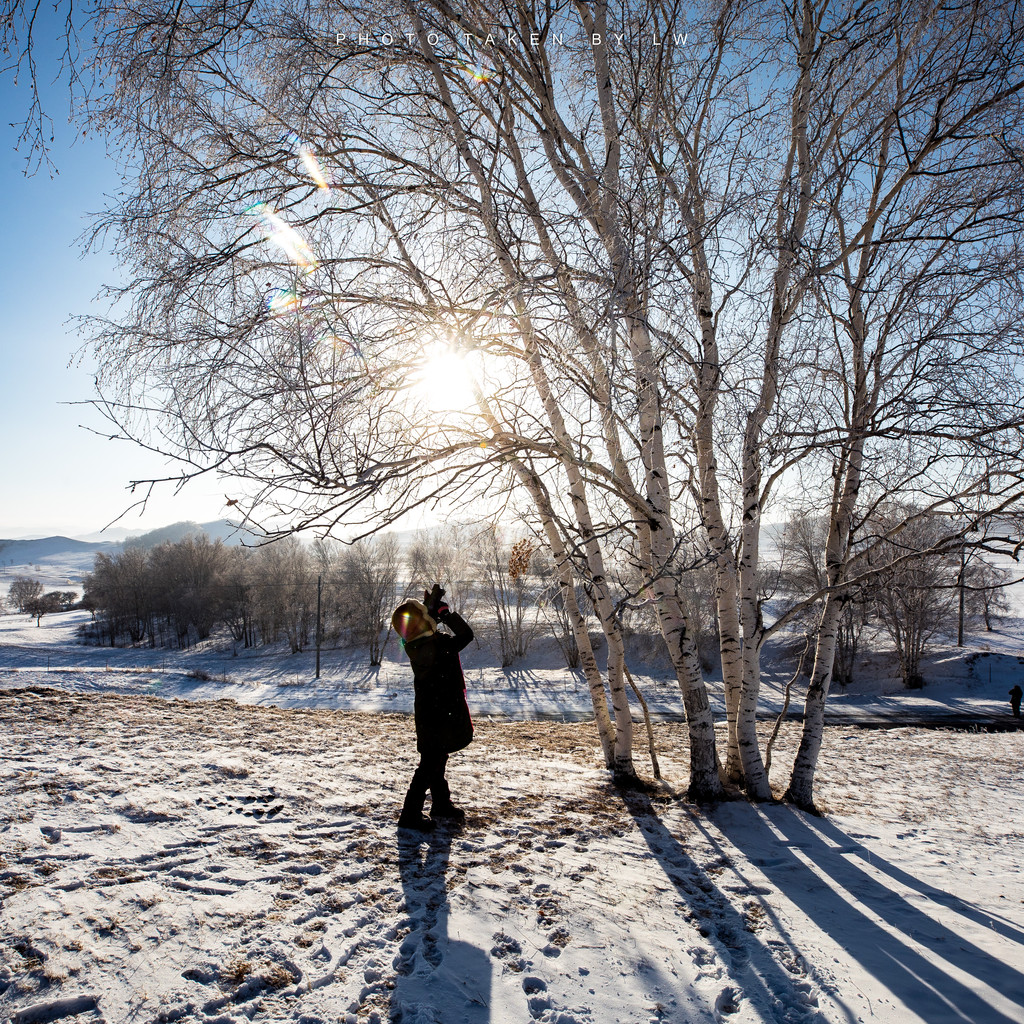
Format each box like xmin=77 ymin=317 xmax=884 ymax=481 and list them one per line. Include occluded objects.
xmin=431 ymin=801 xmax=466 ymax=823
xmin=430 ymin=778 xmax=466 ymax=823
xmin=398 ymin=790 xmax=434 ymax=832
xmin=398 ymin=810 xmax=434 ymax=831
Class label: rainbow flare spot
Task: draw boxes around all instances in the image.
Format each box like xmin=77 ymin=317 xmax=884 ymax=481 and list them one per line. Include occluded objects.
xmin=246 ymin=202 xmax=319 ymax=271
xmin=287 ymin=132 xmax=331 ymax=190
xmin=460 ymin=57 xmax=496 ymax=83
xmin=393 ymin=602 xmax=435 ymax=646
xmin=265 ymin=287 xmax=303 ymax=315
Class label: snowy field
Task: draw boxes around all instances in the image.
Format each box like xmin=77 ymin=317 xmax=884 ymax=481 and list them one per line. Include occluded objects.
xmin=1 ymin=608 xmax=1021 ymax=726
xmin=2 ymin=597 xmax=1024 ymax=1024
xmin=2 ymin=687 xmax=1023 ymax=1024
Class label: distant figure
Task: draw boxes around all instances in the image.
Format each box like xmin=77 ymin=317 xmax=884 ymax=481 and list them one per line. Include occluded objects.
xmin=1009 ymin=685 xmax=1022 ymax=719
xmin=392 ymin=584 xmax=474 ymax=832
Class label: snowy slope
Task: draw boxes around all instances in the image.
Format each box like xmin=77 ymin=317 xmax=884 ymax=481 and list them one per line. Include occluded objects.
xmin=1 ymin=690 xmax=1022 ymax=1024
xmin=2 ymin=597 xmax=1024 ymax=1024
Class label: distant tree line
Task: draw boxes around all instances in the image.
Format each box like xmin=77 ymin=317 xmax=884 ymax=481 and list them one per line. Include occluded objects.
xmin=80 ymin=527 xmax=574 ymax=664
xmin=82 ymin=534 xmax=385 ymax=654
xmin=779 ymin=508 xmax=1013 ymax=690
xmin=74 ymin=515 xmax=1013 ymax=685
xmin=5 ymin=577 xmax=77 ymax=625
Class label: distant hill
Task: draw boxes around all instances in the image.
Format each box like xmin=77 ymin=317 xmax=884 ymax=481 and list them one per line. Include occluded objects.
xmin=0 ymin=535 xmax=118 ymax=565
xmin=0 ymin=520 xmax=253 ymax=564
xmin=123 ymin=520 xmax=252 ymax=549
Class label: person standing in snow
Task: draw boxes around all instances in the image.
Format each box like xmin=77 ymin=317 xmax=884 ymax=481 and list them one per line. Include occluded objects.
xmin=392 ymin=584 xmax=474 ymax=831
xmin=1009 ymin=684 xmax=1022 ymax=719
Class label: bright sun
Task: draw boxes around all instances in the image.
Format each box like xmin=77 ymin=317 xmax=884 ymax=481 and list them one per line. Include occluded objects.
xmin=414 ymin=344 xmax=481 ymax=414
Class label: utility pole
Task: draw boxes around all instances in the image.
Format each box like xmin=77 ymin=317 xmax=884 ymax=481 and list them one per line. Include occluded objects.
xmin=315 ymin=573 xmax=323 ymax=679
xmin=957 ymin=544 xmax=965 ymax=647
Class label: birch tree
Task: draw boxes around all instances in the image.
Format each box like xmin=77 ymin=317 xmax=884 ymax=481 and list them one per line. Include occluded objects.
xmin=780 ymin=0 xmax=1024 ymax=807
xmin=8 ymin=0 xmax=1024 ymax=806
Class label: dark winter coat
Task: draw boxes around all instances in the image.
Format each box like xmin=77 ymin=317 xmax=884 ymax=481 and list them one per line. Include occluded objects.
xmin=404 ymin=611 xmax=474 ymax=754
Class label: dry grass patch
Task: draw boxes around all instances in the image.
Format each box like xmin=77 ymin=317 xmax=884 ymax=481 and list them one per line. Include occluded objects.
xmin=261 ymin=961 xmax=299 ymax=988
xmin=220 ymin=956 xmax=251 ymax=985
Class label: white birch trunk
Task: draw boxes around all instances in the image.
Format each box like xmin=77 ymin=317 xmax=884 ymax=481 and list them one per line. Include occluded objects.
xmin=786 ymin=101 xmax=879 ymax=804
xmin=560 ymin=574 xmax=615 ymax=766
xmin=418 ymin=27 xmax=635 ymax=776
xmin=785 ymin=591 xmax=843 ymax=809
xmin=787 ymin=415 xmax=867 ymax=808
xmin=736 ymin=484 xmax=770 ymax=798
xmin=692 ymin=319 xmax=744 ymax=785
xmin=621 ymin=312 xmax=720 ymax=793
xmin=660 ymin=114 xmax=746 ymax=786
xmin=540 ymin=4 xmax=716 ymax=785
xmin=738 ymin=621 xmax=770 ymax=798
xmin=511 ymin=316 xmax=635 ymax=777
xmin=648 ymin=580 xmax=723 ymax=800
xmin=478 ymin=440 xmax=618 ymax=768
xmin=591 ymin=5 xmax=713 ymax=784
xmin=730 ymin=0 xmax=821 ymax=800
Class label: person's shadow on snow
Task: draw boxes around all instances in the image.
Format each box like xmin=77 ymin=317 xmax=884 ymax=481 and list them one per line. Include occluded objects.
xmin=716 ymin=804 xmax=1024 ymax=1024
xmin=389 ymin=824 xmax=491 ymax=1024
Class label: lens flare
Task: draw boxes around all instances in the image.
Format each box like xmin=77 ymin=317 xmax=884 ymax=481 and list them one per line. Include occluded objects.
xmin=263 ymin=287 xmax=325 ymax=319
xmin=397 ymin=609 xmax=415 ymax=639
xmin=395 ymin=605 xmax=432 ymax=647
xmin=319 ymin=333 xmax=363 ymax=359
xmin=265 ymin=287 xmax=302 ymax=315
xmin=300 ymin=147 xmax=330 ymax=189
xmin=246 ymin=202 xmax=319 ymax=271
xmin=459 ymin=56 xmax=496 ymax=83
xmin=287 ymin=132 xmax=331 ymax=190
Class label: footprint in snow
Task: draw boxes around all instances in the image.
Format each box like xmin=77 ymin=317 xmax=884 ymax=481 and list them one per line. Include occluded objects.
xmin=421 ymin=930 xmax=443 ymax=969
xmin=195 ymin=789 xmax=286 ymax=820
xmin=715 ymin=986 xmax=740 ymax=1017
xmin=490 ymin=930 xmax=528 ymax=973
xmin=523 ymin=976 xmax=551 ymax=1019
xmin=393 ymin=931 xmax=418 ymax=976
xmin=521 ymin=975 xmax=592 ymax=1023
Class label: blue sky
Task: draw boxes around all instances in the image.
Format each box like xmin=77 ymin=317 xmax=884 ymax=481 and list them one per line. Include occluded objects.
xmin=0 ymin=26 xmax=226 ymax=538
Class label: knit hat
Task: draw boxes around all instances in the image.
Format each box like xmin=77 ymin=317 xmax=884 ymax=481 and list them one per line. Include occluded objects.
xmin=392 ymin=599 xmax=436 ymax=645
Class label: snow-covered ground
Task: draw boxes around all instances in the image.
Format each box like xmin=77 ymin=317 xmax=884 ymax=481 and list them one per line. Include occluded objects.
xmin=2 ymin=602 xmax=1023 ymax=1024
xmin=2 ymin=608 xmax=1021 ymax=725
xmin=3 ymin=689 xmax=1023 ymax=1024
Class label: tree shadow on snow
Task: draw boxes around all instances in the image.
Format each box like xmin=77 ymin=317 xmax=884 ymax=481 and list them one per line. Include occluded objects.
xmin=715 ymin=804 xmax=1024 ymax=1024
xmin=390 ymin=824 xmax=491 ymax=1024
xmin=808 ymin=814 xmax=1024 ymax=947
xmin=495 ymin=666 xmax=548 ymax=691
xmin=621 ymin=789 xmax=857 ymax=1023
xmin=345 ymin=664 xmax=388 ymax=690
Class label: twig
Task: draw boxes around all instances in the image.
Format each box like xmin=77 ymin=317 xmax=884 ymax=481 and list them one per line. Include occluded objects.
xmin=624 ymin=665 xmax=661 ymax=780
xmin=765 ymin=635 xmax=811 ymax=774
